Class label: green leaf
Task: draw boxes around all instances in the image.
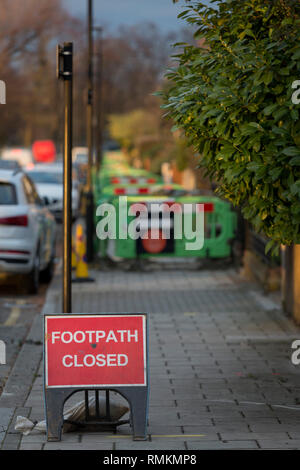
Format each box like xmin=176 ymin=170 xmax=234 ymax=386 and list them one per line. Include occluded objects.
xmin=291 ymin=182 xmax=300 ymax=196
xmin=269 ymin=167 xmax=282 ymax=180
xmin=290 ymin=156 xmax=300 ymax=166
xmin=283 ymin=147 xmax=300 ymax=157
xmin=263 ymin=71 xmax=273 ymax=85
xmin=247 ymin=162 xmax=261 ymax=172
xmin=248 ymin=122 xmax=264 ymax=131
xmin=177 ymin=10 xmax=190 ymax=18
xmin=263 ymin=103 xmax=278 ymax=116
xmin=292 ymin=49 xmax=300 ymax=60
xmin=265 ymin=240 xmax=275 ymax=254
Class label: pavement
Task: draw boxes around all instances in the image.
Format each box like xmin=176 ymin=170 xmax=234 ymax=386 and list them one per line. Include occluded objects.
xmin=1 ymin=262 xmax=300 ymax=450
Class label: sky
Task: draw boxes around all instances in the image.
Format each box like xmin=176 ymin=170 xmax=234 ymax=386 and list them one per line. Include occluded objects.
xmin=63 ymin=0 xmax=197 ymax=32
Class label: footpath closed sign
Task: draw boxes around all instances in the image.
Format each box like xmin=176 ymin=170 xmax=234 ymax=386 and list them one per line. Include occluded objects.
xmin=44 ymin=314 xmax=147 ymax=388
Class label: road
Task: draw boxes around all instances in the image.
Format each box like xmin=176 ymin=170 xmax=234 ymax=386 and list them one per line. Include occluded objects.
xmin=0 ymin=226 xmax=62 ymax=397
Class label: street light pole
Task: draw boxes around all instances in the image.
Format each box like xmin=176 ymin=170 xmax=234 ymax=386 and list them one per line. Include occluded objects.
xmin=86 ymin=0 xmax=94 ymax=262
xmin=57 ymin=42 xmax=73 ymax=314
xmin=94 ymin=26 xmax=103 ymax=173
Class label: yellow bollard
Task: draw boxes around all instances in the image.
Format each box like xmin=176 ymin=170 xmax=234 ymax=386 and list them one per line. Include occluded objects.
xmin=72 ymin=224 xmax=94 ymax=283
xmin=71 ymin=236 xmax=77 ymax=270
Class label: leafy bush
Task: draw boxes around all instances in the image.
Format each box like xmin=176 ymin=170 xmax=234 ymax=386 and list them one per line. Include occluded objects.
xmin=163 ymin=0 xmax=300 ymax=252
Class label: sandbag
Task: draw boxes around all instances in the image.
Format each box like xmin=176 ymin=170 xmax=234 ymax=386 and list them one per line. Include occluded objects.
xmin=15 ymin=394 xmax=129 ymax=435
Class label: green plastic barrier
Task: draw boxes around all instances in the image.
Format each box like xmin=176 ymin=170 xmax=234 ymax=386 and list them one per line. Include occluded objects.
xmin=93 ymin=149 xmax=237 ymax=260
xmin=95 ymin=194 xmax=237 ymax=259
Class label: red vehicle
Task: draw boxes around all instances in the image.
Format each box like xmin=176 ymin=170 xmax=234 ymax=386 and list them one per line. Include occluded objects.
xmin=32 ymin=140 xmax=56 ymax=163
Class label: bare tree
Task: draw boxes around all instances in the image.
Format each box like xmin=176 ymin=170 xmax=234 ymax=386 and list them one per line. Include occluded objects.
xmin=0 ymin=0 xmax=81 ymax=146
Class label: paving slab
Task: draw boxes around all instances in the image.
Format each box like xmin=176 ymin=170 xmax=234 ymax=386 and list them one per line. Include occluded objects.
xmin=257 ymin=439 xmax=300 ymax=449
xmin=186 ymin=440 xmax=259 ymax=450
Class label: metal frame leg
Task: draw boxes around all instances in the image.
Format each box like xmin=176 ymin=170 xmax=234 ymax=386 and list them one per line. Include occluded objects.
xmin=120 ymin=387 xmax=149 ymax=441
xmin=45 ymin=389 xmax=71 ymax=441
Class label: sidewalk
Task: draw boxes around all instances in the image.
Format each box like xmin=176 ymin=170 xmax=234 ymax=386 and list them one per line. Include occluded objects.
xmin=2 ymin=264 xmax=300 ymax=450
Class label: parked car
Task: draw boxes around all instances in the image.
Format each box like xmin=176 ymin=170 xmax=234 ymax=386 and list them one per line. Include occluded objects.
xmin=0 ymin=168 xmax=56 ymax=293
xmin=26 ymin=163 xmax=80 ymax=221
xmin=1 ymin=147 xmax=34 ymax=169
xmin=0 ymin=159 xmax=22 ymax=171
xmin=72 ymin=147 xmax=88 ymax=185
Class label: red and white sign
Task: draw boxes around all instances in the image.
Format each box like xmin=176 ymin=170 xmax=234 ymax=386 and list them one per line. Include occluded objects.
xmin=32 ymin=140 xmax=56 ymax=163
xmin=142 ymin=229 xmax=167 ymax=254
xmin=44 ymin=314 xmax=147 ymax=388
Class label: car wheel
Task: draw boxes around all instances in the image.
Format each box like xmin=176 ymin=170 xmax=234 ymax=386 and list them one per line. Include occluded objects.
xmin=40 ymin=253 xmax=55 ymax=283
xmin=27 ymin=249 xmax=40 ymax=294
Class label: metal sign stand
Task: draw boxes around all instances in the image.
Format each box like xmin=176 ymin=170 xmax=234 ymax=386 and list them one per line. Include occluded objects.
xmin=45 ymin=386 xmax=149 ymax=441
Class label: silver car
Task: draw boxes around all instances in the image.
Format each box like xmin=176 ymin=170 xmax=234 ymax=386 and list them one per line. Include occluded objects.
xmin=0 ymin=168 xmax=56 ymax=293
xmin=27 ymin=163 xmax=80 ymax=221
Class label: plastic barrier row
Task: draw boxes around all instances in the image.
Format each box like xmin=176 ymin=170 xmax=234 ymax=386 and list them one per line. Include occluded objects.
xmin=93 ymin=151 xmax=237 ymax=260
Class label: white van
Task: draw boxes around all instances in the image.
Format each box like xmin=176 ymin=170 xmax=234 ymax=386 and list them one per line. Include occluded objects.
xmin=72 ymin=146 xmax=88 ymax=164
xmin=1 ymin=147 xmax=34 ymax=169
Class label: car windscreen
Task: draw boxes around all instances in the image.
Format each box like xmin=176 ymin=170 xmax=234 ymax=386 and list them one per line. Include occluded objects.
xmin=0 ymin=182 xmax=17 ymax=204
xmin=0 ymin=160 xmax=21 ymax=170
xmin=76 ymin=154 xmax=88 ymax=163
xmin=27 ymin=171 xmax=63 ymax=185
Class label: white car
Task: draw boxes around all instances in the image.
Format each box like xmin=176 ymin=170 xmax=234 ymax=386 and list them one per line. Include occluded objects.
xmin=0 ymin=168 xmax=56 ymax=293
xmin=27 ymin=164 xmax=80 ymax=221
